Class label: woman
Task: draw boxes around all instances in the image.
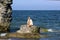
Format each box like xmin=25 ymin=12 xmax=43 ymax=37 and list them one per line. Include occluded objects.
xmin=27 ymin=17 xmax=33 ymax=27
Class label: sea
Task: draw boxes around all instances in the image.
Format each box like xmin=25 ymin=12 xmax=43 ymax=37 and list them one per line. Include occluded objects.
xmin=10 ymin=10 xmax=60 ymax=40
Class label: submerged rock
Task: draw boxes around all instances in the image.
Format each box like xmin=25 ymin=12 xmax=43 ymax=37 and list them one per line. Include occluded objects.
xmin=17 ymin=25 xmax=40 ymax=33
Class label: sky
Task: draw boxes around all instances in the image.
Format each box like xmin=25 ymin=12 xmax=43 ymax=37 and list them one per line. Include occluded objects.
xmin=12 ymin=0 xmax=60 ymax=10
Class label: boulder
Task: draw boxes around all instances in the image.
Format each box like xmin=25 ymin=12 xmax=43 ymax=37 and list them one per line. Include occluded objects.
xmin=17 ymin=25 xmax=40 ymax=33
xmin=0 ymin=0 xmax=12 ymax=32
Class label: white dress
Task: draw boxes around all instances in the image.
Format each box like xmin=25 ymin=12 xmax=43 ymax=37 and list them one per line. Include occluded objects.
xmin=27 ymin=19 xmax=33 ymax=26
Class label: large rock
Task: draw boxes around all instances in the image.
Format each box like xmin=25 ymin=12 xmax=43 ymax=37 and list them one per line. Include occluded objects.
xmin=17 ymin=25 xmax=40 ymax=33
xmin=0 ymin=0 xmax=12 ymax=32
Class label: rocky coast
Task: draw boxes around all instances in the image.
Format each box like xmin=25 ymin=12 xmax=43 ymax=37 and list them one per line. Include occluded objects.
xmin=0 ymin=0 xmax=12 ymax=32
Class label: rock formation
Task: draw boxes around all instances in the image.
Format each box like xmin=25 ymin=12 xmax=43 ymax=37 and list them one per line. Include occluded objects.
xmin=0 ymin=0 xmax=12 ymax=32
xmin=17 ymin=25 xmax=40 ymax=33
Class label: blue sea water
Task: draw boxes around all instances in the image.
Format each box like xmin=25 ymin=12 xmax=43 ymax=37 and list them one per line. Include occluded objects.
xmin=10 ymin=10 xmax=60 ymax=40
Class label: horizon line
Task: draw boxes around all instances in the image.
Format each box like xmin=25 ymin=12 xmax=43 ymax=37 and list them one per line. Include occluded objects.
xmin=12 ymin=9 xmax=60 ymax=10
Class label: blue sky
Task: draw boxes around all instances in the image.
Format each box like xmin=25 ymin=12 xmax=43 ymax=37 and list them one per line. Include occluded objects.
xmin=12 ymin=0 xmax=60 ymax=10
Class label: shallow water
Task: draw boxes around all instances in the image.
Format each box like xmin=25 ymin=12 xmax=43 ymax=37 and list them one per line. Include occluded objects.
xmin=9 ymin=10 xmax=60 ymax=40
